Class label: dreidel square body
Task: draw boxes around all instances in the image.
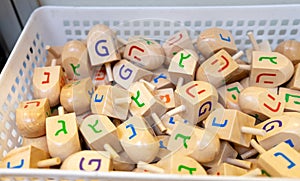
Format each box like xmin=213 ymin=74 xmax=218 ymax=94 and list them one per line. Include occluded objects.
xmin=91 ymin=85 xmax=130 ymax=120
xmin=196 ymin=49 xmax=239 ymax=88
xmin=196 ymin=27 xmax=237 ymax=58
xmin=80 ymin=114 xmax=123 ymax=153
xmin=151 ymin=67 xmax=174 ymax=89
xmin=279 ymin=87 xmax=300 ymax=112
xmin=258 ymin=142 xmax=300 ymax=178
xmin=205 ymin=108 xmax=256 ymax=147
xmin=218 ymin=82 xmax=244 ymax=110
xmin=33 ymin=65 xmax=65 ymax=107
xmin=154 ymin=88 xmax=175 ymax=110
xmin=176 ymin=81 xmax=218 ymax=124
xmin=46 ymin=111 xmax=81 ymax=161
xmin=113 ymin=59 xmax=153 ymax=89
xmin=16 ymin=98 xmax=50 ymax=138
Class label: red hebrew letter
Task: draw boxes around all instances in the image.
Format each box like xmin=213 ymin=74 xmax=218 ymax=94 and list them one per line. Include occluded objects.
xmin=24 ymin=101 xmax=40 ymax=108
xmin=210 ymin=55 xmax=229 ymax=72
xmin=168 ymin=33 xmax=183 ymax=46
xmin=185 ymin=83 xmax=206 ymax=98
xmin=263 ymin=94 xmax=282 ymax=112
xmin=256 ymin=73 xmax=276 ymax=84
xmin=128 ymin=45 xmax=144 ymax=61
xmin=42 ymin=72 xmax=50 ymax=84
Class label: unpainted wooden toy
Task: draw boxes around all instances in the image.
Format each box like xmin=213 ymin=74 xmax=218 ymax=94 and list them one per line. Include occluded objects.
xmin=279 ymin=87 xmax=300 ymax=112
xmin=22 ymin=136 xmax=49 ymax=153
xmin=245 ymin=31 xmax=271 ymax=62
xmin=287 ymin=63 xmax=300 ymax=90
xmin=218 ymin=82 xmax=244 ymax=110
xmin=275 ymin=40 xmax=300 ymax=65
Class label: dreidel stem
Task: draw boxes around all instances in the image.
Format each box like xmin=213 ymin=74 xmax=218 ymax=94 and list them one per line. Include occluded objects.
xmin=58 ymin=106 xmax=64 ymax=116
xmin=114 ymin=97 xmax=131 ymax=105
xmin=238 ymin=64 xmax=251 ymax=71
xmin=37 ymin=157 xmax=61 ymax=168
xmin=137 ymin=161 xmax=164 ymax=173
xmin=151 ymin=113 xmax=167 ymax=133
xmin=247 ymin=32 xmax=260 ymax=51
xmin=51 ymin=59 xmax=57 ymax=67
xmin=176 ymin=77 xmax=184 ymax=89
xmin=232 ymin=51 xmax=244 ymax=60
xmin=226 ymin=158 xmax=252 ymax=169
xmin=104 ymin=144 xmax=120 ymax=160
xmin=241 ymin=168 xmax=262 ymax=177
xmin=165 ymin=105 xmax=186 ymax=117
xmin=46 ymin=45 xmax=60 ymax=58
xmin=250 ymin=139 xmax=266 ymax=154
xmin=240 ymin=149 xmax=258 ymax=160
xmin=105 ymin=63 xmax=114 ymax=82
xmin=241 ymin=127 xmax=266 ymax=136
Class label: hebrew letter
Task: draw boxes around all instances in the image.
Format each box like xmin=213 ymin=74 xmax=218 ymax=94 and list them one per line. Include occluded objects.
xmin=88 ymin=119 xmax=102 ymax=133
xmin=168 ymin=33 xmax=183 ymax=46
xmin=178 ymin=53 xmax=191 ymax=68
xmin=227 ymin=86 xmax=240 ymax=100
xmin=262 ymin=120 xmax=282 ymax=132
xmin=119 ymin=64 xmax=133 ymax=80
xmin=42 ymin=72 xmax=50 ymax=84
xmin=128 ymin=45 xmax=144 ymax=61
xmin=153 ymin=73 xmax=167 ymax=83
xmin=131 ymin=90 xmax=145 ymax=107
xmin=212 ymin=117 xmax=228 ymax=128
xmin=24 ymin=101 xmax=40 ymax=108
xmin=159 ymin=94 xmax=171 ymax=103
xmin=7 ymin=159 xmax=24 ymax=169
xmin=274 ymin=152 xmax=296 ymax=169
xmin=219 ymin=33 xmax=231 ymax=42
xmin=256 ymin=73 xmax=276 ymax=84
xmin=178 ymin=165 xmax=197 ymax=175
xmin=70 ymin=64 xmax=81 ymax=76
xmin=285 ymin=93 xmax=300 ymax=105
xmin=79 ymin=157 xmax=102 ymax=171
xmin=55 ymin=120 xmax=68 ymax=136
xmin=210 ymin=55 xmax=230 ymax=72
xmin=126 ymin=124 xmax=137 ymax=140
xmin=175 ymin=133 xmax=191 ymax=149
xmin=95 ymin=39 xmax=109 ymax=57
xmin=198 ymin=101 xmax=212 ymax=117
xmin=94 ymin=94 xmax=104 ymax=103
xmin=263 ymin=94 xmax=282 ymax=112
xmin=259 ymin=56 xmax=277 ymax=64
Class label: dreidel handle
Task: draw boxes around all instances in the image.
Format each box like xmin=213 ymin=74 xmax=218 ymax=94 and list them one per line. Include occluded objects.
xmin=137 ymin=161 xmax=165 ymax=173
xmin=51 ymin=59 xmax=57 ymax=67
xmin=37 ymin=157 xmax=61 ymax=168
xmin=232 ymin=51 xmax=244 ymax=61
xmin=114 ymin=97 xmax=132 ymax=105
xmin=139 ymin=79 xmax=156 ymax=91
xmin=46 ymin=45 xmax=60 ymax=58
xmin=241 ymin=127 xmax=266 ymax=136
xmin=247 ymin=32 xmax=260 ymax=51
xmin=250 ymin=139 xmax=266 ymax=154
xmin=151 ymin=113 xmax=167 ymax=133
xmin=58 ymin=106 xmax=65 ymax=116
xmin=176 ymin=77 xmax=184 ymax=89
xmin=165 ymin=105 xmax=186 ymax=117
xmin=118 ymin=37 xmax=128 ymax=45
xmin=238 ymin=64 xmax=251 ymax=71
xmin=226 ymin=158 xmax=252 ymax=169
xmin=104 ymin=143 xmax=120 ymax=160
xmin=105 ymin=63 xmax=114 ymax=82
xmin=240 ymin=149 xmax=258 ymax=160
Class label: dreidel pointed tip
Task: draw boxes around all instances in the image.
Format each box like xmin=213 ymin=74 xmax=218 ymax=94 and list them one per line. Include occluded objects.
xmin=241 ymin=126 xmax=266 ymax=136
xmin=105 ymin=63 xmax=114 ymax=82
xmin=37 ymin=157 xmax=61 ymax=168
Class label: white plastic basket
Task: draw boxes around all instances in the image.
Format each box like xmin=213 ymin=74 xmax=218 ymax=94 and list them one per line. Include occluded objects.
xmin=1 ymin=5 xmax=300 ymax=181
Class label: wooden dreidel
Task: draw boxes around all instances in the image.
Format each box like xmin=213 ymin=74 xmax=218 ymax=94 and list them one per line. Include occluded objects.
xmin=160 ymin=114 xmax=187 ymax=135
xmin=239 ymin=51 xmax=294 ymax=88
xmin=22 ymin=136 xmax=49 ymax=153
xmin=205 ymin=108 xmax=266 ymax=147
xmin=92 ymin=66 xmax=110 ymax=88
xmin=91 ymin=85 xmax=130 ymax=120
xmin=207 ymin=163 xmax=247 ymax=176
xmin=163 ymin=30 xmax=196 ymax=65
xmin=60 ymin=77 xmax=94 ymax=115
xmin=156 ymin=135 xmax=171 ymax=160
xmin=61 ymin=150 xmax=112 ymax=171
xmin=196 ymin=49 xmax=243 ymax=88
xmin=46 ymin=106 xmax=81 ymax=161
xmin=16 ymin=98 xmax=50 ymax=138
xmin=79 ymin=114 xmax=122 ymax=159
xmin=150 ymin=67 xmax=175 ymax=89
xmin=45 ymin=45 xmax=63 ymax=66
xmin=168 ymin=49 xmax=198 ymax=88
xmin=0 ymin=145 xmax=61 ymax=169
xmin=218 ymin=82 xmax=244 ymax=110
xmin=113 ymin=151 xmax=136 ymax=171
xmin=154 ymin=88 xmax=175 ymax=110
xmin=251 ymin=140 xmax=300 ymax=178
xmin=226 ymin=59 xmax=250 ymax=84
xmin=239 ymin=86 xmax=285 ymax=120
xmin=275 ymin=40 xmax=300 ymax=65
xmin=61 ymin=40 xmax=92 ymax=80
xmin=173 ymin=80 xmax=218 ymax=124
xmin=196 ymin=27 xmax=237 ymax=59
xmin=128 ymin=81 xmax=167 ymax=132
xmin=123 ymin=36 xmax=165 ymax=70
xmin=287 ymin=63 xmax=300 ymax=90
xmin=140 ymin=152 xmax=207 ymax=175
xmin=116 ymin=115 xmax=159 ymax=163
xmin=279 ymin=87 xmax=300 ymax=112
xmin=255 ymin=114 xmax=300 ymax=151
xmin=33 ymin=59 xmax=65 ymax=107
xmin=113 ymin=59 xmax=153 ymax=89
xmin=87 ymin=24 xmax=120 ymax=82
xmin=245 ymin=32 xmax=271 ymax=63
xmin=167 ymin=122 xmax=220 ymax=163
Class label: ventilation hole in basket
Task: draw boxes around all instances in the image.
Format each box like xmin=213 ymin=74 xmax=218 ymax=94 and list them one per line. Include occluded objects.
xmin=22 ymin=61 xmax=26 ymax=69
xmin=174 ymin=22 xmax=181 ymax=27
xmin=11 ymin=85 xmax=16 ymax=93
xmin=281 ymin=19 xmax=289 ymax=26
xmin=268 ymin=30 xmax=275 ymax=35
xmin=7 ymin=94 xmax=12 ymax=102
xmin=5 ymin=121 xmax=11 ymax=130
xmin=65 ymin=29 xmax=72 ymax=35
xmin=133 ymin=21 xmax=140 ymax=27
xmin=43 ymin=56 xmax=47 ymax=63
xmin=277 ymin=39 xmax=284 ymax=44
xmin=215 ymin=20 xmax=222 ymax=27
xmin=0 ymin=112 xmax=3 ymax=122
xmin=29 ymin=47 xmax=33 ymax=54
xmin=29 ymin=69 xmax=33 ymax=77
xmin=134 ymin=30 xmax=140 ymax=36
xmin=124 ymin=30 xmax=130 ymax=36
xmin=235 ymin=39 xmax=241 ymax=45
xmin=63 ymin=20 xmax=70 ymax=26
xmin=7 ymin=139 xmax=13 ymax=148
xmin=38 ymin=48 xmax=41 ymax=55
xmin=291 ymin=29 xmax=298 ymax=35
xmin=143 ymin=21 xmax=150 ymax=27
xmin=33 ymin=40 xmax=36 ymax=47
xmin=75 ymin=30 xmax=81 ymax=36
xmin=195 ymin=30 xmax=201 ymax=36
xmin=292 ymin=19 xmax=300 ymax=25
xmin=26 ymin=54 xmax=30 ymax=61
xmin=18 ymin=94 xmax=23 ymax=102
xmin=154 ymin=31 xmax=160 ymax=36
xmin=2 ymin=103 xmax=8 ymax=112
xmin=141 ymin=30 xmax=149 ymax=36
xmin=226 ymin=21 xmax=233 ymax=27
xmin=270 ymin=20 xmax=278 ymax=26
xmin=237 ymin=20 xmax=244 ymax=27
xmin=83 ymin=20 xmax=90 ymax=27
xmin=18 ymin=136 xmax=23 ymax=145
xmin=235 ymin=30 xmax=243 ymax=36
xmin=19 ymin=69 xmax=23 ymax=76
xmin=9 ymin=112 xmax=15 ymax=120
xmin=11 ymin=129 xmax=18 ymax=138
xmin=25 ymin=77 xmax=30 ymax=85
xmin=36 ymin=33 xmax=40 ymax=40
xmin=245 ymin=39 xmax=251 ymax=45
xmin=93 ymin=20 xmax=100 ymax=25
xmin=1 ymin=132 xmax=6 ymax=140
xmin=205 ymin=21 xmax=212 ymax=27
xmin=21 ymin=86 xmax=26 ymax=93
xmin=164 ymin=21 xmax=170 ymax=27
xmin=73 ymin=20 xmax=80 ymax=26
xmin=247 ymin=20 xmax=255 ymax=26
xmin=41 ymin=42 xmax=44 ymax=48
xmin=257 ymin=30 xmax=264 ymax=36
xmin=15 ymin=77 xmax=20 ymax=85
xmin=154 ymin=21 xmax=160 ymax=27
xmin=279 ymin=29 xmax=287 ymax=35
xmin=27 ymin=93 xmax=33 ymax=100
xmin=164 ymin=31 xmax=170 ymax=36
xmin=258 ymin=20 xmax=267 ymax=26
xmin=14 ymin=102 xmax=18 ymax=109
xmin=184 ymin=21 xmax=191 ymax=27
xmin=31 ymin=62 xmax=36 ymax=69
xmin=67 ymin=38 xmax=73 ymax=41
xmin=85 ymin=30 xmax=89 ymax=35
